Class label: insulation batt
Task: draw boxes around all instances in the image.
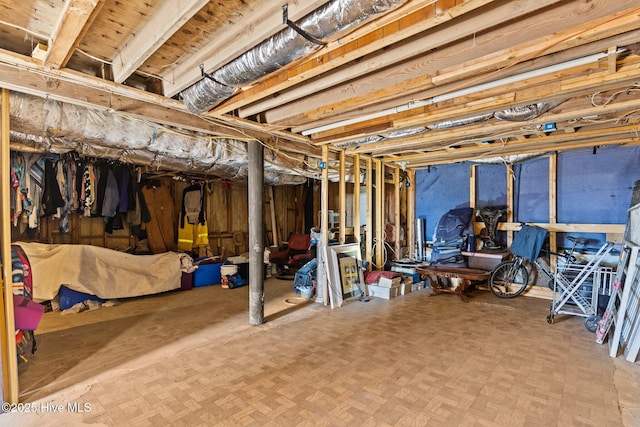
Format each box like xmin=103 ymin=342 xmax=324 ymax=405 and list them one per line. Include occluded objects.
xmin=181 ymin=0 xmax=408 ymax=113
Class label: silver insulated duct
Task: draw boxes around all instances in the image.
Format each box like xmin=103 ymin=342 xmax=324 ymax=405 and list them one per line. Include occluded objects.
xmin=493 ymin=101 xmax=563 ymax=121
xmin=181 ymin=0 xmax=407 ymax=113
xmin=8 ymin=92 xmax=310 ymax=185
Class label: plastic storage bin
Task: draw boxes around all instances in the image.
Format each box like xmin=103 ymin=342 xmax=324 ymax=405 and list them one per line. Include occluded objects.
xmin=193 ymin=263 xmax=222 ymax=287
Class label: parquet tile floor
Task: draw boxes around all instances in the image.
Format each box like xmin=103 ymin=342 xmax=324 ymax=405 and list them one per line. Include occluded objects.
xmin=5 ymin=278 xmax=640 ymax=426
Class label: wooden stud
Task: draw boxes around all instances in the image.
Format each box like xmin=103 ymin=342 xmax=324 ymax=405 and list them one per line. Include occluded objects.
xmin=506 ymin=164 xmax=514 ymax=247
xmin=549 ymin=154 xmax=558 ymax=266
xmin=469 ymin=164 xmax=477 ymax=248
xmin=407 ymin=168 xmax=416 ymax=260
xmin=366 ymin=156 xmax=373 ymax=269
xmin=320 ymin=145 xmax=329 ymax=305
xmin=375 ymin=159 xmax=385 ymax=269
xmin=269 ymin=186 xmax=278 ymax=247
xmin=353 ymin=155 xmax=361 ymax=245
xmin=339 ymin=150 xmax=346 ymax=245
xmin=0 ymin=88 xmax=18 ymax=403
xmin=394 ymin=167 xmax=401 ymax=259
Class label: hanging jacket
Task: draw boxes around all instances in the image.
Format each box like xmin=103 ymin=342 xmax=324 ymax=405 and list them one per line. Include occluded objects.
xmin=41 ymin=157 xmax=65 ymax=217
xmin=177 ymin=184 xmax=209 ymax=252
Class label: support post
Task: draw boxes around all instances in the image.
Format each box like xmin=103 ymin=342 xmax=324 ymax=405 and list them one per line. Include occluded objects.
xmin=0 ymin=88 xmax=18 ymax=402
xmin=248 ymin=140 xmax=264 ymax=325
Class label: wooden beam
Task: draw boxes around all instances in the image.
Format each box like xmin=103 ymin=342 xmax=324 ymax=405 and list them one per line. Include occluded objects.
xmin=351 ymin=94 xmax=640 ymax=155
xmin=112 ymin=0 xmax=209 ymax=83
xmin=328 ymin=53 xmax=640 ymax=147
xmin=277 ymin=1 xmax=640 ymax=130
xmin=316 ymin=51 xmax=640 ymax=142
xmin=44 ymin=0 xmax=104 ymax=68
xmin=391 ymin=125 xmax=640 ymax=167
xmin=162 ymin=0 xmax=327 ymax=97
xmin=498 ymin=222 xmax=625 ymax=234
xmin=0 ymin=49 xmax=313 ymax=148
xmin=0 ymin=88 xmax=18 ymax=403
xmin=216 ymin=0 xmax=501 ymax=115
xmin=262 ymin=0 xmax=566 ymax=124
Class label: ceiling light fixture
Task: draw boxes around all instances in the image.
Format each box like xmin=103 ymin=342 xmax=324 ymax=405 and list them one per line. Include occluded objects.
xmin=301 ymin=48 xmax=624 ymax=136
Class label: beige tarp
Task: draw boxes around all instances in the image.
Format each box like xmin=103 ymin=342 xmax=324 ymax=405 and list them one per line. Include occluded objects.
xmin=16 ymin=242 xmax=182 ymax=302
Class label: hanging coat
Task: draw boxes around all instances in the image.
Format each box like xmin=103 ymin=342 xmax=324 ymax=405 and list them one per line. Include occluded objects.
xmin=177 ymin=184 xmax=209 ymax=252
xmin=141 ymin=181 xmax=176 ymax=253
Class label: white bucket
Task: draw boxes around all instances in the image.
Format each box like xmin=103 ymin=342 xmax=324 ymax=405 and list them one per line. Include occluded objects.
xmin=221 ymin=264 xmax=238 ymax=276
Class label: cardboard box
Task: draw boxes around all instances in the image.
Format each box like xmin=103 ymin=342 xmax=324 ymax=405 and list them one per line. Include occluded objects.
xmin=367 ymin=284 xmax=400 ymax=299
xmin=462 ymin=250 xmax=509 ymax=271
xmin=378 ymin=276 xmax=402 ymax=288
xmin=399 ymin=282 xmax=412 ymax=295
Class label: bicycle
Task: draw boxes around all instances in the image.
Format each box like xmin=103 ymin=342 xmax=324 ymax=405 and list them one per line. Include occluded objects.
xmin=489 ymin=229 xmax=587 ymax=299
xmin=489 ymin=224 xmax=615 ymax=332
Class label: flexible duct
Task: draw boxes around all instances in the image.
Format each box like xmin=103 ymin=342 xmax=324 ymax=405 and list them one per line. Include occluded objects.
xmin=494 ymin=101 xmax=563 ymax=121
xmin=181 ymin=0 xmax=407 ymax=113
xmin=427 ymin=113 xmax=493 ymax=130
xmin=426 ymin=101 xmax=563 ymax=130
xmin=334 ymin=135 xmax=383 ymax=148
xmin=8 ymin=93 xmax=309 ymax=185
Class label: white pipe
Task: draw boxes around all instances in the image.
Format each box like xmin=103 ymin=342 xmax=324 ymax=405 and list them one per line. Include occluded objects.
xmin=301 ymin=49 xmax=621 ymax=136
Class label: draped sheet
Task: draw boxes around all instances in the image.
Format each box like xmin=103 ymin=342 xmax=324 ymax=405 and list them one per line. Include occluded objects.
xmin=16 ymin=242 xmax=182 ymax=302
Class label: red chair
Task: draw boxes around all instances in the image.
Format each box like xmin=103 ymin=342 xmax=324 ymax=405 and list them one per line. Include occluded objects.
xmin=269 ymin=234 xmax=313 ymax=279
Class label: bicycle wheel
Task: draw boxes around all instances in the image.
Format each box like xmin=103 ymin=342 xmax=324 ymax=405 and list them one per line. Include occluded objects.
xmin=584 ymin=315 xmax=601 ymax=333
xmin=489 ymin=260 xmax=529 ymax=298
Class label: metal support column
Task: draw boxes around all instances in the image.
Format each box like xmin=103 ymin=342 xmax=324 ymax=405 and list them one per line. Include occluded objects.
xmin=248 ymin=140 xmax=264 ymax=325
